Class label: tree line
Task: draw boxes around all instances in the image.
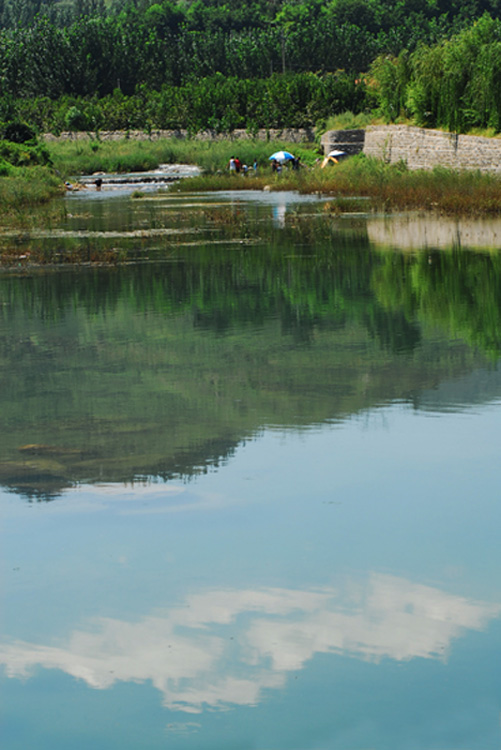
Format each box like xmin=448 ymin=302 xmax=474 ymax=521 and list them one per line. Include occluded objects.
xmin=1 ymin=0 xmax=501 ymax=133
xmin=0 ymin=0 xmax=500 ymax=97
xmin=4 ymin=72 xmax=366 ymax=132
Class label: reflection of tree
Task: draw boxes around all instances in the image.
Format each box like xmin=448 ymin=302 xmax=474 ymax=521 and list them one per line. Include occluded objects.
xmin=365 ymin=307 xmax=421 ymax=354
xmin=0 ymin=238 xmax=497 ymax=499
xmin=371 ymin=250 xmax=501 ymax=358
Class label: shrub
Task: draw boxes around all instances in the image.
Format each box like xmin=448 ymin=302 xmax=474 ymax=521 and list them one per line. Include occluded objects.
xmin=65 ymin=106 xmax=88 ymax=132
xmin=2 ymin=120 xmax=37 ymax=144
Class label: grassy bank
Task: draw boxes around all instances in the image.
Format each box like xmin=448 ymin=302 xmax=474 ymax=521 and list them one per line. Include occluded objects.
xmin=323 ymin=157 xmax=501 ymax=214
xmin=171 ymin=155 xmax=501 ymax=216
xmin=0 ymin=167 xmax=62 ymax=206
xmin=46 ymin=137 xmax=318 ymax=178
xmin=13 ymin=135 xmax=501 ymax=218
xmin=0 ymin=135 xmax=64 ymax=221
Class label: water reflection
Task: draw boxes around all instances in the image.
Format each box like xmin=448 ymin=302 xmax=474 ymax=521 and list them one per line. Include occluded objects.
xmin=2 ymin=574 xmax=498 ymax=713
xmin=2 ymin=242 xmax=501 ymax=500
xmin=2 ymin=191 xmax=501 ymax=749
xmin=368 ymin=213 xmax=501 ymax=250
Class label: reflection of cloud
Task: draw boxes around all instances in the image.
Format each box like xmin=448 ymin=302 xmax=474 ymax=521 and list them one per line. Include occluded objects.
xmin=245 ymin=575 xmax=499 ymax=670
xmin=84 ymin=483 xmax=186 ymax=497
xmin=73 ymin=483 xmax=186 ymax=502
xmin=1 ymin=574 xmax=499 ymax=713
xmin=57 ymin=483 xmax=230 ymax=516
xmin=166 ymin=722 xmax=201 ymax=734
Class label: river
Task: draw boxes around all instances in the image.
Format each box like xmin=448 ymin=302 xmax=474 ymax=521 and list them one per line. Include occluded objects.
xmin=1 ymin=176 xmax=501 ymax=750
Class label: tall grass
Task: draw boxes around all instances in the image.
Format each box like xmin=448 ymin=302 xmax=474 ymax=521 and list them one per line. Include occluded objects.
xmin=170 ymin=173 xmax=276 ymax=192
xmin=326 ymin=158 xmax=501 ymax=214
xmin=171 ymin=155 xmax=501 ymax=216
xmin=46 ymin=137 xmax=319 ymax=177
xmin=0 ymin=167 xmax=62 ymax=210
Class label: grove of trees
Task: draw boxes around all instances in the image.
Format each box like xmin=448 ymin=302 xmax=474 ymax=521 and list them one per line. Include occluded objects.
xmin=1 ymin=0 xmax=501 ymax=132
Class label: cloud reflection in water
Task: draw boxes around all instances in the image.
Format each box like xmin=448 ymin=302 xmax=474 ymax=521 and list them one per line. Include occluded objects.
xmin=1 ymin=574 xmax=499 ymax=713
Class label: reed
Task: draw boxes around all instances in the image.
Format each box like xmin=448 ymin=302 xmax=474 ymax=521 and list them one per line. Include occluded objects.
xmin=169 ymin=173 xmax=272 ymax=192
xmin=47 ymin=139 xmax=167 ymax=177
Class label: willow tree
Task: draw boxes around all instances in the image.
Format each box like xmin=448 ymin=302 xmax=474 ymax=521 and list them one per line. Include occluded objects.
xmin=406 ymin=14 xmax=501 ymax=131
xmin=370 ymin=50 xmax=411 ymax=122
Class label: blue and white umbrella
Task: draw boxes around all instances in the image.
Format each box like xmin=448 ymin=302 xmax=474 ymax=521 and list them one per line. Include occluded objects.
xmin=269 ymin=151 xmax=295 ymax=163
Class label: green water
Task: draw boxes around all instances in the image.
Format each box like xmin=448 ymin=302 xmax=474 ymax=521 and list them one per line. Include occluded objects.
xmin=1 ymin=187 xmax=501 ymax=749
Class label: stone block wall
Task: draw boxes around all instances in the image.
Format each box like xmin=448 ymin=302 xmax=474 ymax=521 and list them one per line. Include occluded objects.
xmin=44 ymin=127 xmax=316 ymax=143
xmin=364 ymin=125 xmax=501 ymax=173
xmin=320 ymin=129 xmax=365 ymax=156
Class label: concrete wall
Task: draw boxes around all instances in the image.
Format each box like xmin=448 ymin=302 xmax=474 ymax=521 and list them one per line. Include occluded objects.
xmin=363 ymin=125 xmax=501 ymax=173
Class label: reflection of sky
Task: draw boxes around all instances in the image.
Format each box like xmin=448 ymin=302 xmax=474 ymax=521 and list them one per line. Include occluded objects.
xmin=272 ymin=203 xmax=287 ymax=228
xmin=2 ymin=401 xmax=501 ymax=748
xmin=2 ymin=575 xmax=499 ymax=713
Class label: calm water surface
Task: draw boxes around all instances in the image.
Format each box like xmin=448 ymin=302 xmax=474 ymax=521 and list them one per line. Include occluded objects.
xmin=1 ymin=183 xmax=501 ymax=749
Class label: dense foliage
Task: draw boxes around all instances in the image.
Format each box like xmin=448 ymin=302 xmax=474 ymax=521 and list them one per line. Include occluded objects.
xmin=9 ymin=73 xmax=366 ymax=132
xmin=372 ymin=14 xmax=501 ymax=132
xmin=0 ymin=1 xmax=498 ymax=95
xmin=0 ymin=0 xmax=501 ymax=133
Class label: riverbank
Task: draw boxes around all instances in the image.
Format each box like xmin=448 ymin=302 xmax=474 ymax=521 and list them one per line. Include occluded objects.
xmin=45 ymin=137 xmax=318 ymax=179
xmin=4 ymin=133 xmax=501 ymax=220
xmin=44 ymin=134 xmax=501 ymax=216
xmin=170 ymin=157 xmax=501 ymax=216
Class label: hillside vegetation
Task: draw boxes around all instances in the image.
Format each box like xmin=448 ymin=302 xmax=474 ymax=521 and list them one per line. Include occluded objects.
xmin=0 ymin=0 xmax=501 ymax=134
xmin=2 ymin=0 xmax=501 ymax=213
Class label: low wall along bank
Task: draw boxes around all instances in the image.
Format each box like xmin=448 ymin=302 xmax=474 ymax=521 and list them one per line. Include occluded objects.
xmin=363 ymin=125 xmax=501 ymax=173
xmin=44 ymin=128 xmax=316 ymax=144
xmin=322 ymin=125 xmax=501 ymax=172
xmin=47 ymin=124 xmax=501 ymax=173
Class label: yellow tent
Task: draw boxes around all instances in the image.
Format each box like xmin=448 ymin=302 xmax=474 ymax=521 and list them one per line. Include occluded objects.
xmin=321 ymin=149 xmax=346 ymax=168
xmin=321 ymin=156 xmax=339 ymax=168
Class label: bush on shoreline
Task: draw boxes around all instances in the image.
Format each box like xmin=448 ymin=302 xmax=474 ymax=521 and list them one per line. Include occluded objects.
xmin=0 ymin=166 xmax=62 ymax=209
xmin=0 ymin=130 xmax=62 ymax=217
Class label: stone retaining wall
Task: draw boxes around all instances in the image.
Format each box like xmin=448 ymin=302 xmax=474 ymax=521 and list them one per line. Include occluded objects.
xmin=363 ymin=125 xmax=501 ymax=173
xmin=43 ymin=127 xmax=316 ymax=143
